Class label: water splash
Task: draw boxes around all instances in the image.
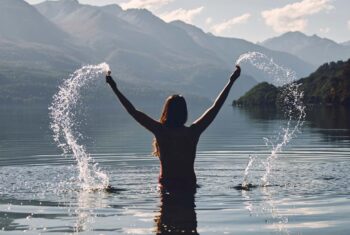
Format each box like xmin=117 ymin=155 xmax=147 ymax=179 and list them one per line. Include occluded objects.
xmin=236 ymin=51 xmax=297 ymax=86
xmin=236 ymin=52 xmax=305 ymax=235
xmin=49 ymin=63 xmax=110 ymax=191
xmin=242 ymin=155 xmax=256 ymax=188
xmin=236 ymin=52 xmax=306 ymax=186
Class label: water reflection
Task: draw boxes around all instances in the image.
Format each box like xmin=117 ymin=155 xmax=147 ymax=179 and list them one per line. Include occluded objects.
xmin=306 ymin=106 xmax=350 ymax=141
xmin=236 ymin=106 xmax=350 ymax=142
xmin=234 ymin=106 xmax=280 ymax=120
xmin=241 ymin=187 xmax=290 ymax=235
xmin=73 ymin=190 xmax=109 ymax=233
xmin=154 ymin=189 xmax=198 ymax=234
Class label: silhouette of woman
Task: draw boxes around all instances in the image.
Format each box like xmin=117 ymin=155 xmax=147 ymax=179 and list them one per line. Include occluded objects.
xmin=106 ymin=66 xmax=241 ymax=190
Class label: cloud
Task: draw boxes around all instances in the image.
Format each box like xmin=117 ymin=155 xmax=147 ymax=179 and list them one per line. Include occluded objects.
xmin=159 ymin=7 xmax=204 ymax=24
xmin=348 ymin=20 xmax=350 ymax=30
xmin=210 ymin=13 xmax=251 ymax=34
xmin=261 ymin=0 xmax=334 ymax=33
xmin=120 ymin=0 xmax=173 ymax=10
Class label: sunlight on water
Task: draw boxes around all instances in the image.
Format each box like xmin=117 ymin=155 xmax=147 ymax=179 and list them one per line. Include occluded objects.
xmin=49 ymin=63 xmax=110 ymax=191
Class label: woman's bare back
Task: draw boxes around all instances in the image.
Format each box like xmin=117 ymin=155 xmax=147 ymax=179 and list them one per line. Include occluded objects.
xmin=156 ymin=126 xmax=200 ymax=186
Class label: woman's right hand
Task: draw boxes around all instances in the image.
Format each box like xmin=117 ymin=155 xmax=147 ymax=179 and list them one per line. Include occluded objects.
xmin=230 ymin=65 xmax=241 ymax=82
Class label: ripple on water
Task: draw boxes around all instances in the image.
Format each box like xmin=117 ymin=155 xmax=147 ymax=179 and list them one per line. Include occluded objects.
xmin=0 ymin=148 xmax=350 ymax=234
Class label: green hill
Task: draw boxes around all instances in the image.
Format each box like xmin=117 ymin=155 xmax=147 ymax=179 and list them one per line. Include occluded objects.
xmin=233 ymin=59 xmax=350 ymax=107
xmin=232 ymin=82 xmax=279 ymax=106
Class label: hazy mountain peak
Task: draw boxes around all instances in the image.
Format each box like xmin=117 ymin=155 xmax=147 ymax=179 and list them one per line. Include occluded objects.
xmin=123 ymin=8 xmax=163 ymax=24
xmin=265 ymin=31 xmax=338 ymax=45
xmin=170 ymin=20 xmax=206 ymax=35
xmin=125 ymin=8 xmax=153 ymax=15
xmin=57 ymin=0 xmax=79 ymax=5
xmin=36 ymin=0 xmax=81 ymax=21
xmin=0 ymin=0 xmax=67 ymax=44
xmin=100 ymin=4 xmax=123 ymax=12
xmin=266 ymin=31 xmax=308 ymax=43
xmin=0 ymin=0 xmax=36 ymax=10
xmin=0 ymin=0 xmax=29 ymax=5
xmin=283 ymin=31 xmax=306 ymax=37
xmin=261 ymin=31 xmax=350 ymax=66
xmin=39 ymin=0 xmax=80 ymax=7
xmin=265 ymin=32 xmax=334 ymax=45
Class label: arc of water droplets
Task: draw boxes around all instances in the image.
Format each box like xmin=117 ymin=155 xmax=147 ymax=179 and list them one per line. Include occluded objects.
xmin=49 ymin=63 xmax=110 ymax=190
xmin=236 ymin=52 xmax=306 ymax=186
xmin=236 ymin=51 xmax=297 ymax=86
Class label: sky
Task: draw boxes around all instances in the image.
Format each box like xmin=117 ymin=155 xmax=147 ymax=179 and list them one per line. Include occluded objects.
xmin=25 ymin=0 xmax=350 ymax=43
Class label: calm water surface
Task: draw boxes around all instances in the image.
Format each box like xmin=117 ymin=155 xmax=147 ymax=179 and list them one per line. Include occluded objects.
xmin=0 ymin=104 xmax=349 ymax=234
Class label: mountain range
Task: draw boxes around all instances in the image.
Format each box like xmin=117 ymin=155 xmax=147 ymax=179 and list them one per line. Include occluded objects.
xmin=260 ymin=31 xmax=350 ymax=66
xmin=0 ymin=0 xmax=349 ymax=105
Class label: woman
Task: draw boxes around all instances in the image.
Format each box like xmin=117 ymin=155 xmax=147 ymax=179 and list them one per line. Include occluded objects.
xmin=106 ymin=66 xmax=241 ymax=190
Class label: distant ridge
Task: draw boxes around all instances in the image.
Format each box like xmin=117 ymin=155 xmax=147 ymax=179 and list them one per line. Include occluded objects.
xmin=261 ymin=31 xmax=350 ymax=66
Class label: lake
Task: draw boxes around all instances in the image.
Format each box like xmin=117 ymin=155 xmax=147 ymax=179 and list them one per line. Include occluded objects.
xmin=0 ymin=103 xmax=349 ymax=234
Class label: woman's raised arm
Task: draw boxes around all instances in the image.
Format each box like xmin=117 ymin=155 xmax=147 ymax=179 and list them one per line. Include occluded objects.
xmin=106 ymin=73 xmax=162 ymax=134
xmin=191 ymin=66 xmax=241 ymax=134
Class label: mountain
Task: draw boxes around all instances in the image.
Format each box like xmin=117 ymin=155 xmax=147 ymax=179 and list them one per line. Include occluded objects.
xmin=342 ymin=41 xmax=350 ymax=47
xmin=0 ymin=0 xmax=89 ymax=70
xmin=171 ymin=21 xmax=315 ymax=84
xmin=36 ymin=1 xmax=314 ymax=85
xmin=233 ymin=59 xmax=350 ymax=106
xmin=0 ymin=0 xmax=93 ymax=104
xmin=261 ymin=31 xmax=350 ymax=66
xmin=0 ymin=0 xmax=66 ymax=45
xmin=0 ymin=0 xmax=316 ymax=104
xmin=35 ymin=0 xmax=235 ymax=98
xmin=103 ymin=8 xmax=214 ymax=60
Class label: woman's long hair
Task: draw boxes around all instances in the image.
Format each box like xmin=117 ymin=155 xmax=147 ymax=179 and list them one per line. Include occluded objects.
xmin=153 ymin=95 xmax=188 ymax=157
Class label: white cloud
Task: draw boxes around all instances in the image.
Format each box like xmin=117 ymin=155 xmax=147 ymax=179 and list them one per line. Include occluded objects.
xmin=210 ymin=13 xmax=251 ymax=34
xmin=319 ymin=27 xmax=330 ymax=33
xmin=120 ymin=0 xmax=173 ymax=10
xmin=159 ymin=7 xmax=204 ymax=24
xmin=261 ymin=0 xmax=334 ymax=33
xmin=348 ymin=20 xmax=350 ymax=30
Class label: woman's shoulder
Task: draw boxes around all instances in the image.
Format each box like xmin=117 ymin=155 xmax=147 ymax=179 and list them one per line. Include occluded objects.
xmin=158 ymin=125 xmax=196 ymax=135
